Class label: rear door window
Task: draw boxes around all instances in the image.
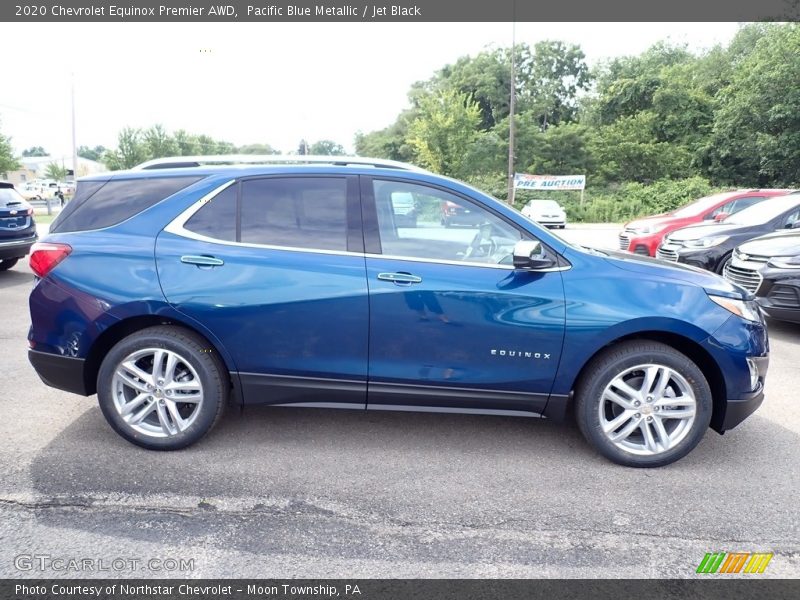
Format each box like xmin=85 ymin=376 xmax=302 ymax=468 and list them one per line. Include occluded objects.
xmin=239 ymin=177 xmax=348 ymax=251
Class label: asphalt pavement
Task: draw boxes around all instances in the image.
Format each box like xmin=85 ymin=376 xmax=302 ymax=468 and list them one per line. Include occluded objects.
xmin=0 ymin=224 xmax=798 ymax=578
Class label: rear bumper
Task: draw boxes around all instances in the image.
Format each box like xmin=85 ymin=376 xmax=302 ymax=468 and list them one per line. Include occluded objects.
xmin=0 ymin=234 xmax=37 ymax=260
xmin=28 ymin=349 xmax=89 ymax=396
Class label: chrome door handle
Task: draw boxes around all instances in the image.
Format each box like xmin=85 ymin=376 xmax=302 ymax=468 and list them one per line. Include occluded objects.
xmin=180 ymin=255 xmax=224 ymax=267
xmin=377 ymin=272 xmax=422 ymax=284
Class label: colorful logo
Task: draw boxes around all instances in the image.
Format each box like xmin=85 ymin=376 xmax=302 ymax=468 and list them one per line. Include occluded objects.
xmin=696 ymin=552 xmax=773 ymax=574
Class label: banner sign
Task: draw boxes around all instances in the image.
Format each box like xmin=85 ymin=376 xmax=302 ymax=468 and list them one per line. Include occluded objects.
xmin=514 ymin=173 xmax=586 ymax=191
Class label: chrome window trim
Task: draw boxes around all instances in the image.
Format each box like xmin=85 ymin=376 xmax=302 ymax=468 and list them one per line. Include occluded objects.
xmin=165 ymin=178 xmax=571 ymax=272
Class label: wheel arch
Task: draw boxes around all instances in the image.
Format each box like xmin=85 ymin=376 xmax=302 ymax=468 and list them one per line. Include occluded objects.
xmin=567 ymin=330 xmax=727 ymax=432
xmin=83 ymin=314 xmax=241 ymax=403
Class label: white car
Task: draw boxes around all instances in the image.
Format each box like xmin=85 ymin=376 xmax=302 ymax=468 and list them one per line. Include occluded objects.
xmin=521 ymin=199 xmax=567 ymax=229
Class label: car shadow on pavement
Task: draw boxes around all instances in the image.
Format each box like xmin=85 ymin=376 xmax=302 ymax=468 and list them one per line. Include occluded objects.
xmin=22 ymin=401 xmax=800 ymax=568
xmin=29 ymin=404 xmax=593 ymax=499
xmin=0 ymin=269 xmax=32 ymax=290
xmin=29 ymin=400 xmax=799 ymax=502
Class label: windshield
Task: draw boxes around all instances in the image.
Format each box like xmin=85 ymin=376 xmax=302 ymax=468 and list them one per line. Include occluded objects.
xmin=0 ymin=187 xmax=26 ymax=207
xmin=528 ymin=200 xmax=561 ymax=210
xmin=725 ymin=196 xmax=800 ymax=226
xmin=671 ymin=192 xmax=739 ymax=218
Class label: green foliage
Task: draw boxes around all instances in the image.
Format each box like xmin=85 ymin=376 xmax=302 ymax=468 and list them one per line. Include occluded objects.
xmin=237 ymin=143 xmax=279 ymax=155
xmin=77 ymin=145 xmax=108 ymax=161
xmin=22 ymin=146 xmax=48 ymax=157
xmin=562 ymin=177 xmax=722 ymax=223
xmin=588 ymin=112 xmax=694 ymax=183
xmin=44 ymin=162 xmax=68 ymax=181
xmin=309 ymin=140 xmax=345 ymax=155
xmin=0 ymin=121 xmax=20 ymax=175
xmin=406 ymin=88 xmax=481 ymax=178
xmin=704 ymin=23 xmax=800 ymax=186
xmin=102 ymin=126 xmax=284 ymax=170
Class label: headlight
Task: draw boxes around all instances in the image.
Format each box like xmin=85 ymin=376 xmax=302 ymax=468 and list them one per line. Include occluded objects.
xmin=632 ymin=224 xmax=666 ymax=235
xmin=683 ymin=235 xmax=729 ymax=248
xmin=767 ymin=255 xmax=800 ymax=269
xmin=708 ymin=294 xmax=762 ymax=322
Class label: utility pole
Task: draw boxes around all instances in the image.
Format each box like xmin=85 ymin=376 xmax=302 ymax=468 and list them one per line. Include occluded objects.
xmin=71 ymin=73 xmax=78 ymax=184
xmin=506 ymin=18 xmax=516 ymax=205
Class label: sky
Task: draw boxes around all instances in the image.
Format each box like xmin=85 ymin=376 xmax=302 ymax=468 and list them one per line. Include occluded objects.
xmin=0 ymin=22 xmax=741 ymax=159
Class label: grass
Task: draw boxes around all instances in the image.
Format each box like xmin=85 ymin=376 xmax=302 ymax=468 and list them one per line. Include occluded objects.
xmin=34 ymin=213 xmax=57 ymax=225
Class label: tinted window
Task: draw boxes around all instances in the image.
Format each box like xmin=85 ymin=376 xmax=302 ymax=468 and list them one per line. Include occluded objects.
xmin=374 ymin=180 xmax=524 ymax=265
xmin=240 ymin=177 xmax=347 ymax=251
xmin=727 ymin=196 xmax=800 ymax=226
xmin=49 ymin=180 xmax=107 ymax=232
xmin=184 ymin=184 xmax=237 ymax=242
xmin=51 ymin=176 xmax=203 ymax=233
xmin=0 ymin=187 xmax=26 ymax=207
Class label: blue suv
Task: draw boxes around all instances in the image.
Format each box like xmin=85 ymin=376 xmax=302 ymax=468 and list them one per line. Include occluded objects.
xmin=28 ymin=156 xmax=769 ymax=467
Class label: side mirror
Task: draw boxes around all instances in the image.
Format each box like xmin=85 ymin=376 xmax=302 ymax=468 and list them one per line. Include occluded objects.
xmin=789 ymin=221 xmax=800 ymax=229
xmin=713 ymin=213 xmax=728 ymax=222
xmin=513 ymin=240 xmax=556 ymax=270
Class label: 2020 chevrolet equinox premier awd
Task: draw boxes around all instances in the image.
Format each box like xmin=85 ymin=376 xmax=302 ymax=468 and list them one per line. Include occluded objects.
xmin=28 ymin=156 xmax=769 ymax=467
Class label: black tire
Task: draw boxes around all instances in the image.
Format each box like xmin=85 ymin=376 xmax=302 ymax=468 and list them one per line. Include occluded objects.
xmin=96 ymin=326 xmax=228 ymax=450
xmin=0 ymin=258 xmax=19 ymax=271
xmin=575 ymin=341 xmax=712 ymax=467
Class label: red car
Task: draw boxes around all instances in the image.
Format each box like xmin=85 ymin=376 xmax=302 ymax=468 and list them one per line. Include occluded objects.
xmin=618 ymin=189 xmax=791 ymax=256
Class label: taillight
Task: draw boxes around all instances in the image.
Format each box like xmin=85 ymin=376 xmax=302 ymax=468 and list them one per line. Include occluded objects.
xmin=29 ymin=243 xmax=72 ymax=278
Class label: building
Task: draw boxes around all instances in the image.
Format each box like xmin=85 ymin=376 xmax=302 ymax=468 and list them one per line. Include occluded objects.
xmin=4 ymin=155 xmax=107 ymax=186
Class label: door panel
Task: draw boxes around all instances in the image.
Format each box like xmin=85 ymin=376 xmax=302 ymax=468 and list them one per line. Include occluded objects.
xmin=156 ymin=175 xmax=369 ymax=407
xmin=362 ymin=177 xmax=566 ymax=414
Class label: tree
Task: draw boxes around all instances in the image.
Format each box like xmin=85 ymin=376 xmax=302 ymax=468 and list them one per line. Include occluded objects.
xmin=297 ymin=139 xmax=310 ymax=155
xmin=44 ymin=162 xmax=68 ymax=181
xmin=591 ymin=42 xmax=694 ymax=126
xmin=703 ymin=24 xmax=800 ymax=186
xmin=0 ymin=122 xmax=20 ymax=176
xmin=77 ymin=145 xmax=108 ymax=161
xmin=309 ymin=140 xmax=345 ymax=155
xmin=522 ymin=41 xmax=591 ymax=130
xmin=406 ymin=88 xmax=481 ymax=177
xmin=238 ymin=143 xmax=279 ymax=155
xmin=22 ymin=146 xmax=48 ymax=157
xmin=143 ymin=124 xmax=178 ymax=158
xmin=354 ymin=111 xmax=416 ymax=161
xmin=103 ymin=127 xmax=147 ymax=170
xmin=588 ymin=113 xmax=693 ymax=183
xmin=173 ymin=130 xmax=201 ymax=156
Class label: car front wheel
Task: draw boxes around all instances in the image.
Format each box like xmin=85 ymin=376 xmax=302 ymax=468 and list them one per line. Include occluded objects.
xmin=97 ymin=326 xmax=228 ymax=450
xmin=575 ymin=341 xmax=712 ymax=467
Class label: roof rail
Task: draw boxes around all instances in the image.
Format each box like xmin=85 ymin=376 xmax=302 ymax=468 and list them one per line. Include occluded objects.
xmin=133 ymin=154 xmax=426 ymax=172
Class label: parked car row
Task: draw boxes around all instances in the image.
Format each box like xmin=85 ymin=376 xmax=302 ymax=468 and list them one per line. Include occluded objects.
xmin=620 ymin=190 xmax=800 ymax=324
xmin=0 ymin=182 xmax=38 ymax=271
xmin=17 ymin=179 xmax=74 ymax=202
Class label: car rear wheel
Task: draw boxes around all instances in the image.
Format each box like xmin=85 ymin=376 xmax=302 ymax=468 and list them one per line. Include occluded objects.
xmin=97 ymin=326 xmax=227 ymax=450
xmin=575 ymin=341 xmax=712 ymax=467
xmin=0 ymin=258 xmax=19 ymax=271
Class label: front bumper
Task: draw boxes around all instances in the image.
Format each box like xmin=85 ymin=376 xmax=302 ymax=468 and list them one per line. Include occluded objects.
xmin=28 ymin=349 xmax=89 ymax=396
xmin=0 ymin=234 xmax=37 ymax=260
xmin=755 ymin=268 xmax=800 ymax=324
xmin=713 ymin=355 xmax=769 ymax=433
xmin=619 ymin=232 xmax=662 ymax=256
xmin=656 ymin=243 xmax=729 ymax=272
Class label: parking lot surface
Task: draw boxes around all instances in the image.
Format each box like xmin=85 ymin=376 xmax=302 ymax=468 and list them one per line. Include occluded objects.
xmin=1 ymin=224 xmax=798 ymax=578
